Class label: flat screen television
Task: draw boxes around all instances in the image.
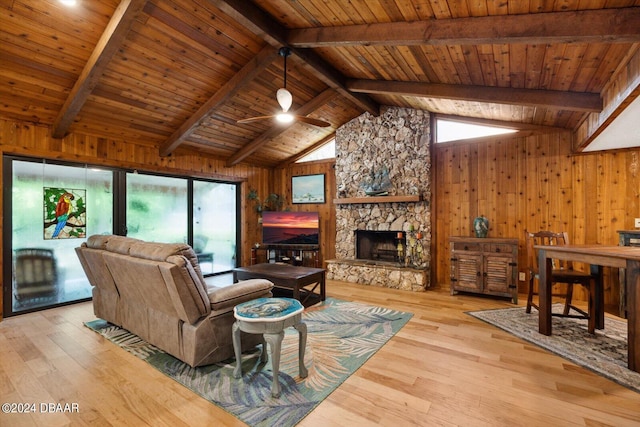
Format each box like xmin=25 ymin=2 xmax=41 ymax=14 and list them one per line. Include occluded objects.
xmin=262 ymin=211 xmax=319 ymax=245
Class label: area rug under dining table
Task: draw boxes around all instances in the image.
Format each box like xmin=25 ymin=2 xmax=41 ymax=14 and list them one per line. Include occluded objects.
xmin=85 ymin=297 xmax=413 ymax=427
xmin=467 ymin=305 xmax=640 ymax=394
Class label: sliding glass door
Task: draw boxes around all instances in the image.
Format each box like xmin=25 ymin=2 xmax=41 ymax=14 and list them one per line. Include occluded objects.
xmin=3 ymin=157 xmax=241 ymax=316
xmin=4 ymin=159 xmax=114 ymax=314
xmin=193 ymin=180 xmax=238 ymax=274
xmin=125 ymin=174 xmax=240 ymax=275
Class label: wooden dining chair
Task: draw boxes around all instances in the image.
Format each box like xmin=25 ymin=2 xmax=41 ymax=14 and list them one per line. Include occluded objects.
xmin=524 ymin=231 xmax=595 ymax=331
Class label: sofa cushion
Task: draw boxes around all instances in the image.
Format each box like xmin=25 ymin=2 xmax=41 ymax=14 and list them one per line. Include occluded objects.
xmin=128 ymin=242 xmax=205 ymax=283
xmin=85 ymin=234 xmax=111 ymax=250
xmin=83 ymin=234 xmax=142 ymax=254
xmin=207 ymin=279 xmax=274 ymax=314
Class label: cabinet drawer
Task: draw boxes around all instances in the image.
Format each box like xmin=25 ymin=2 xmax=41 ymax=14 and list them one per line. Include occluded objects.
xmin=490 ymin=244 xmax=514 ymax=254
xmin=452 ymin=242 xmax=482 ymax=251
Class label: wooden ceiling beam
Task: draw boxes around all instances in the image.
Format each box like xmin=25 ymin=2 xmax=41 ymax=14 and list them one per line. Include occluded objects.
xmin=290 ymin=47 xmax=378 ymax=115
xmin=288 ymin=7 xmax=640 ymax=47
xmin=159 ymin=45 xmax=278 ymax=157
xmin=210 ymin=0 xmax=378 ymax=115
xmin=227 ymin=89 xmax=338 ymax=166
xmin=51 ymin=0 xmax=147 ymax=139
xmin=347 ymin=79 xmax=603 ymax=112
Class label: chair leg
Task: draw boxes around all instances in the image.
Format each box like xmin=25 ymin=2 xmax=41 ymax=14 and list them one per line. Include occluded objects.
xmin=563 ymin=283 xmax=574 ymax=315
xmin=526 ymin=277 xmax=535 ymax=313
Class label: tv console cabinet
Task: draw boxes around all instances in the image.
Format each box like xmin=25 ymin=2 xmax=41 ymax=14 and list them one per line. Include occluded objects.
xmin=251 ymin=244 xmax=320 ymax=268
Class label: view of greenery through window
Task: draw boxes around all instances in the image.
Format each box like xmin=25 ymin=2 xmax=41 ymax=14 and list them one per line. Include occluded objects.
xmin=9 ymin=160 xmax=113 ymax=313
xmin=193 ymin=180 xmax=238 ymax=274
xmin=126 ymin=173 xmax=188 ymax=243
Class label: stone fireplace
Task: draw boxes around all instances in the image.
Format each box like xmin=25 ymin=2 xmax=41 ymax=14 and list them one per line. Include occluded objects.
xmin=325 ymin=106 xmax=431 ymax=291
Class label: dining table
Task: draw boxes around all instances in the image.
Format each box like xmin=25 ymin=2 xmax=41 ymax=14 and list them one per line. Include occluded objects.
xmin=534 ymin=244 xmax=640 ymax=373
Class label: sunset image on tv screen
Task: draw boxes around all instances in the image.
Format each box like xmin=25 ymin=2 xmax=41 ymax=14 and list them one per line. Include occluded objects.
xmin=262 ymin=211 xmax=319 ymax=245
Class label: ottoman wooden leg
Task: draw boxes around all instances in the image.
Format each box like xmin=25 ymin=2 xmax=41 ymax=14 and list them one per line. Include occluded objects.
xmin=264 ymin=330 xmax=285 ymax=398
xmin=260 ymin=335 xmax=268 ymax=363
xmin=232 ymin=321 xmax=242 ymax=378
xmin=294 ymin=322 xmax=308 ymax=378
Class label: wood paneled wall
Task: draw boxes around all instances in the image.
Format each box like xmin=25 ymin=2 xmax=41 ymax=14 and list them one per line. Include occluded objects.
xmin=433 ymin=133 xmax=640 ymax=311
xmin=0 ymin=118 xmax=272 ymax=319
xmin=272 ymin=160 xmax=337 ymax=262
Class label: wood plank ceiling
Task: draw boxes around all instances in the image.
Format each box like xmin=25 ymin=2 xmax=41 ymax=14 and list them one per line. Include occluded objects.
xmin=1 ymin=0 xmax=639 ymax=167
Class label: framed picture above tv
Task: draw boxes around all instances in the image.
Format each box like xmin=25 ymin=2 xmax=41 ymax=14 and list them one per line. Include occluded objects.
xmin=292 ymin=173 xmax=325 ymax=204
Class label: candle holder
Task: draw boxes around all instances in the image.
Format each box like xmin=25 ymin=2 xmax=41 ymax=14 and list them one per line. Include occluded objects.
xmin=405 ymin=228 xmax=426 ymax=268
xmin=396 ymin=232 xmax=404 ymax=264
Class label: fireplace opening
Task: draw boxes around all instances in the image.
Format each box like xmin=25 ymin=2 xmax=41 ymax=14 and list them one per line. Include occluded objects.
xmin=355 ymin=230 xmax=405 ymax=263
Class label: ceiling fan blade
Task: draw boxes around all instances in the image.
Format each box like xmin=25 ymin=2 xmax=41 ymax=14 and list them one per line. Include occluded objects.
xmin=237 ymin=115 xmax=277 ymax=124
xmin=293 ymin=116 xmax=331 ymax=127
xmin=238 ymin=114 xmax=330 ymax=128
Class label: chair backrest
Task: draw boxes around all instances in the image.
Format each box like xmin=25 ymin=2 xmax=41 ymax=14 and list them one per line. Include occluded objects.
xmin=524 ymin=230 xmax=573 ymax=276
xmin=14 ymin=248 xmax=57 ymax=287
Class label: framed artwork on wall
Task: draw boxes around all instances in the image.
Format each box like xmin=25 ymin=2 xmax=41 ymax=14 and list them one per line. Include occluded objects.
xmin=292 ymin=174 xmax=325 ymax=204
xmin=43 ymin=187 xmax=87 ymax=239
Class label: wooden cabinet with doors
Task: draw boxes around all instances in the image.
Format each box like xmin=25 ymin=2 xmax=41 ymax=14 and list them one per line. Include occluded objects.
xmin=449 ymin=237 xmax=518 ymax=303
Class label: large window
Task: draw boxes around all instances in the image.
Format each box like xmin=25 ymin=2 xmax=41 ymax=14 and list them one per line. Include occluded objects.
xmin=4 ymin=159 xmax=113 ymax=315
xmin=436 ymin=118 xmax=517 ymax=143
xmin=295 ymin=139 xmax=335 ymax=163
xmin=3 ymin=157 xmax=240 ymax=316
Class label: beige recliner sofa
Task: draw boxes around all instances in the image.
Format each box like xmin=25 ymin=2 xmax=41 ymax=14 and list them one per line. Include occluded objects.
xmin=75 ymin=234 xmax=273 ymax=367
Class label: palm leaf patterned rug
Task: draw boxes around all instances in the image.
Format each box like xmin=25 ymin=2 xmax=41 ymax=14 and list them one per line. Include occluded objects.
xmin=467 ymin=305 xmax=640 ymax=394
xmin=85 ymin=297 xmax=413 ymax=427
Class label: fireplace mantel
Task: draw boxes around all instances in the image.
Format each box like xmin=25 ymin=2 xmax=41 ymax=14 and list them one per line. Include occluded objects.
xmin=333 ymin=195 xmax=422 ymax=205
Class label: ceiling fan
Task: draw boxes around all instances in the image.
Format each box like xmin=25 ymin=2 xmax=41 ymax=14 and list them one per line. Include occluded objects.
xmin=237 ymin=47 xmax=330 ymax=128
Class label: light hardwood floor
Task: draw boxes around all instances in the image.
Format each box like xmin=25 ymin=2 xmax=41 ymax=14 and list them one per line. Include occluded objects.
xmin=1 ymin=281 xmax=639 ymax=426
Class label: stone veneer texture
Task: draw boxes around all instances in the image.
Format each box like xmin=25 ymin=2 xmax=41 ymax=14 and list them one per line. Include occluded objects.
xmin=331 ymin=106 xmax=431 ymax=289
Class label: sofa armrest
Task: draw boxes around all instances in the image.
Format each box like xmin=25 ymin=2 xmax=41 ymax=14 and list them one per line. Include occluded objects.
xmin=206 ymin=279 xmax=274 ymax=314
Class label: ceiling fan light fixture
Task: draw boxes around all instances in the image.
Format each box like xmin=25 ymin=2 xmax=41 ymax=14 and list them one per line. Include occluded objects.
xmin=276 ymin=112 xmax=294 ymax=124
xmin=276 ymin=88 xmax=292 ymax=112
xmin=237 ymin=47 xmax=328 ymax=128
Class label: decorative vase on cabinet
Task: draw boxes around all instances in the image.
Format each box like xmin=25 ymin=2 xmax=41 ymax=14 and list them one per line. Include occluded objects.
xmin=473 ymin=215 xmax=489 ymax=238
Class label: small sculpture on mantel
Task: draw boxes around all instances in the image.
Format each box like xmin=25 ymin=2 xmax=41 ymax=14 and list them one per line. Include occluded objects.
xmin=360 ymin=166 xmax=392 ymax=196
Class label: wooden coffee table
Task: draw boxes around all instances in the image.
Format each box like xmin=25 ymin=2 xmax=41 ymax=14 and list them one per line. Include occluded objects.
xmin=233 ymin=263 xmax=326 ymax=307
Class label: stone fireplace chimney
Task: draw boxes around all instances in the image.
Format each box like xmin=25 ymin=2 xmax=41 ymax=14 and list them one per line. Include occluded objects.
xmin=326 ymin=107 xmax=431 ymax=291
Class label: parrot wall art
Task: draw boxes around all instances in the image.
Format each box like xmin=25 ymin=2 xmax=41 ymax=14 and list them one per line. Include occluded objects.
xmin=52 ymin=192 xmax=74 ymax=238
xmin=43 ymin=187 xmax=86 ymax=239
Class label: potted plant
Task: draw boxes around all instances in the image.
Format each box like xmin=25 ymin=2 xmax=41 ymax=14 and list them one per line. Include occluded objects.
xmin=248 ymin=189 xmax=284 ymax=221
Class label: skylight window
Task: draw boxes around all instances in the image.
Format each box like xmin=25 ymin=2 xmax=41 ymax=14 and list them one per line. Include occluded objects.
xmin=436 ymin=119 xmax=517 ymax=143
xmin=296 ymin=139 xmax=335 ymax=163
